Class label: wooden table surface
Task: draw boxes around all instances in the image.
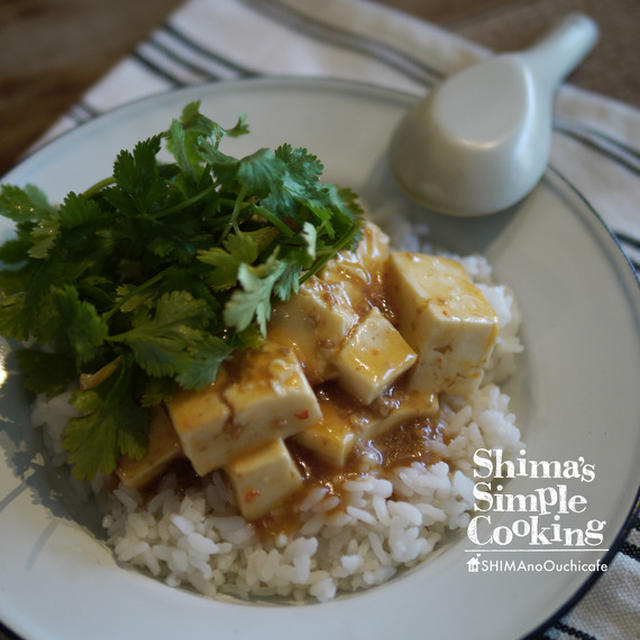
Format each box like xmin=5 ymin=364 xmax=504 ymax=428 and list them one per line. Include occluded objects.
xmin=1 ymin=0 xmax=638 ymax=176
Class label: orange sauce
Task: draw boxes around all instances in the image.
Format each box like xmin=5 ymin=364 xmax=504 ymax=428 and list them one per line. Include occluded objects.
xmin=360 ymin=416 xmax=447 ymax=471
xmin=253 ymin=413 xmax=447 ymax=541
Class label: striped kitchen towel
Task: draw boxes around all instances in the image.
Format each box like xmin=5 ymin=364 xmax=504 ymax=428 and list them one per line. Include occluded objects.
xmin=31 ymin=1 xmax=640 ymax=639
xmin=37 ymin=0 xmax=640 ymax=272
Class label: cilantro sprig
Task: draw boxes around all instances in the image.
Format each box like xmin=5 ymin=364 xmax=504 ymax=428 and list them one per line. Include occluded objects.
xmin=0 ymin=101 xmax=363 ymax=479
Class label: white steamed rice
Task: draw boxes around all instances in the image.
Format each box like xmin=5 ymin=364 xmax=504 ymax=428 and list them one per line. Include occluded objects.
xmin=30 ymin=251 xmax=523 ymax=604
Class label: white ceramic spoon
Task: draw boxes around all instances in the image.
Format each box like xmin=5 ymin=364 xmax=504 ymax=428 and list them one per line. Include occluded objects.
xmin=389 ymin=13 xmax=598 ymax=216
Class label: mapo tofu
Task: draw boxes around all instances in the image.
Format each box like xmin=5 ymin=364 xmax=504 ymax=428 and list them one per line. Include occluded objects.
xmin=120 ymin=222 xmax=499 ymax=520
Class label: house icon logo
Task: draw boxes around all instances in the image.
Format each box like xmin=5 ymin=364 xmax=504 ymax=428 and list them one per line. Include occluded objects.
xmin=467 ymin=554 xmax=481 ymax=573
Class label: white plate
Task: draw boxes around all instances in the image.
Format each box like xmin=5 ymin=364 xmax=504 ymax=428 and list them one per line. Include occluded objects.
xmin=1 ymin=77 xmax=639 ymax=640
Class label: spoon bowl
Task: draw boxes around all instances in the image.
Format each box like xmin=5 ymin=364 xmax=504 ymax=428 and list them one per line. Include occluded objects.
xmin=389 ymin=13 xmax=599 ymax=216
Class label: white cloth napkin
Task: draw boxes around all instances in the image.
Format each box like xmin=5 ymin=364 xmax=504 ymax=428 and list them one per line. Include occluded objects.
xmin=34 ymin=1 xmax=640 ymax=638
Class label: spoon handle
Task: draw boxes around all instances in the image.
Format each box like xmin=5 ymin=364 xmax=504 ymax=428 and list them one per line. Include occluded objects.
xmin=521 ymin=13 xmax=599 ymax=89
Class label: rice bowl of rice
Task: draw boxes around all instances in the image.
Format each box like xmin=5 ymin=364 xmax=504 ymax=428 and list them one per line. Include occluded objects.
xmin=1 ymin=78 xmax=640 ymax=640
xmin=30 ymin=246 xmax=523 ymax=604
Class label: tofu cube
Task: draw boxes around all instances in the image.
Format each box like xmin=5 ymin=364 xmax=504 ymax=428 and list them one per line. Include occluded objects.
xmin=223 ymin=342 xmax=321 ymax=436
xmin=386 ymin=253 xmax=499 ymax=396
xmin=117 ymin=405 xmax=182 ymax=489
xmin=168 ymin=344 xmax=321 ymax=475
xmin=226 ymin=439 xmax=303 ymax=520
xmin=166 ymin=379 xmax=231 ymax=476
xmin=320 ymin=221 xmax=390 ymax=316
xmin=293 ymin=389 xmax=363 ymax=467
xmin=268 ymin=276 xmax=359 ymax=384
xmin=335 ymin=307 xmax=417 ymax=405
xmin=365 ymin=388 xmax=439 ymax=440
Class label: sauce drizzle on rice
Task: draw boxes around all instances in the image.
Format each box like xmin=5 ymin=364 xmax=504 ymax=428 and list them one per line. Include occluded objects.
xmin=254 ymin=415 xmax=447 ymax=541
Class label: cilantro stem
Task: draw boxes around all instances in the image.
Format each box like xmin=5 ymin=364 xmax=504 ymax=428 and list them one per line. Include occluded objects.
xmin=153 ymin=184 xmax=216 ymax=219
xmin=299 ymin=223 xmax=360 ymax=283
xmin=82 ymin=176 xmax=116 ymax=199
xmin=250 ymin=205 xmax=294 ymax=238
xmin=232 ymin=187 xmax=247 ymax=233
xmin=221 ymin=187 xmax=247 ymax=240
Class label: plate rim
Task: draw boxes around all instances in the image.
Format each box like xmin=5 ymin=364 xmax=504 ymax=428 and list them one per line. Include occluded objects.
xmin=521 ymin=164 xmax=640 ymax=639
xmin=1 ymin=75 xmax=640 ymax=640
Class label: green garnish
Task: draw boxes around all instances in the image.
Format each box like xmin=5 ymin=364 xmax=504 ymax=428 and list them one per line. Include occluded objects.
xmin=0 ymin=101 xmax=363 ymax=480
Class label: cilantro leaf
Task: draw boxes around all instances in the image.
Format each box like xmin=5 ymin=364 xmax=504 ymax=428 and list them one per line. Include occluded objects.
xmin=197 ymin=228 xmax=280 ymax=293
xmin=179 ymin=101 xmax=248 ymax=145
xmin=138 ymin=375 xmax=177 ymax=408
xmin=244 ymin=227 xmax=280 ymax=254
xmin=175 ymin=335 xmax=233 ymax=390
xmin=301 ymin=221 xmax=317 ymax=259
xmin=214 ymin=111 xmax=249 ymax=140
xmin=166 ymin=118 xmax=194 ymax=178
xmin=57 ymin=191 xmax=105 ymax=230
xmin=53 ymin=285 xmax=109 ymax=366
xmin=110 ymin=291 xmax=212 ymax=377
xmin=195 ymin=137 xmax=240 ymax=188
xmin=0 ymin=184 xmax=54 ymax=223
xmin=28 ymin=218 xmax=59 ymax=259
xmin=223 ymin=232 xmax=258 ymax=264
xmin=273 ymin=261 xmax=301 ymax=302
xmin=65 ymin=359 xmax=148 ymax=479
xmin=197 ymin=247 xmax=239 ymax=290
xmin=0 ymin=237 xmax=32 ymax=264
xmin=0 ymin=292 xmax=27 ymax=340
xmin=16 ymin=349 xmax=77 ymax=397
xmin=2 ymin=261 xmax=62 ymax=341
xmin=277 ymin=144 xmax=324 ymax=194
xmin=224 ymin=255 xmax=286 ymax=334
xmin=112 ymin=136 xmax=166 ymax=213
xmin=237 ymin=148 xmax=286 ymax=197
